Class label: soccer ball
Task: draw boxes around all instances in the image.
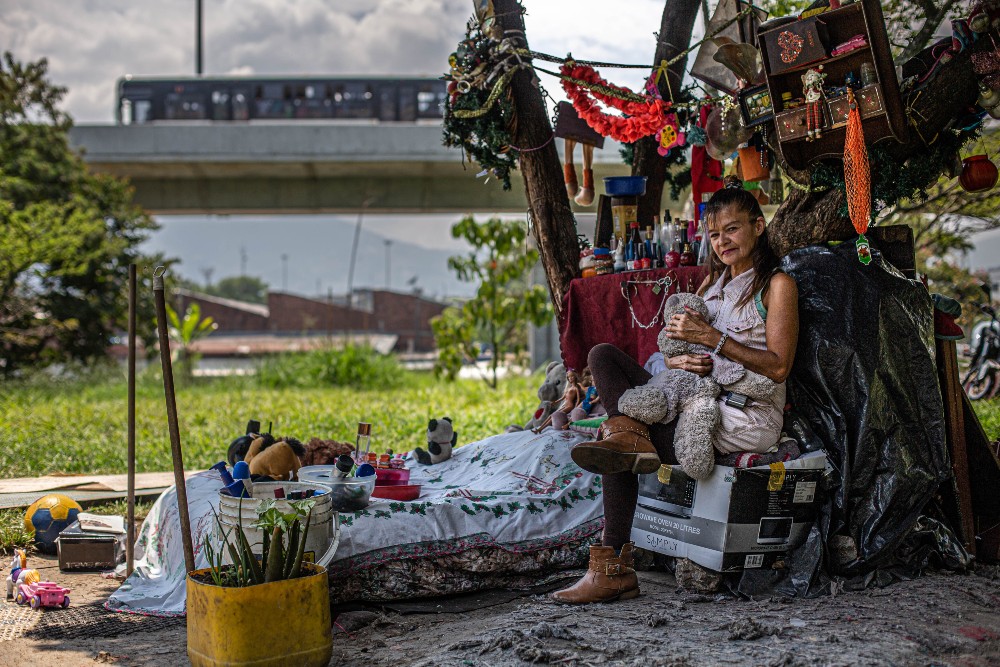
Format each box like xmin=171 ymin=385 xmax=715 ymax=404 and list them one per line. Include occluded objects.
xmin=24 ymin=494 xmax=82 ymax=554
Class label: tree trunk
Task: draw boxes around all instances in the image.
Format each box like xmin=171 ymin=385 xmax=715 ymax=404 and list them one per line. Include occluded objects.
xmin=494 ymin=0 xmax=580 ymax=316
xmin=633 ymin=0 xmax=702 ymax=223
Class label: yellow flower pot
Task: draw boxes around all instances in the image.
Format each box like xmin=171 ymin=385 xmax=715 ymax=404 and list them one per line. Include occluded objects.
xmin=186 ymin=563 xmax=332 ymax=667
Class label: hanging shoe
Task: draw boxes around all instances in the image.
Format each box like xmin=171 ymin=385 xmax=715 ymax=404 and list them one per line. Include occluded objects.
xmin=570 ymin=415 xmax=659 ymax=475
xmin=564 ymin=164 xmax=579 ymax=198
xmin=551 ymin=543 xmax=640 ymax=604
xmin=575 ymin=168 xmax=595 ymax=206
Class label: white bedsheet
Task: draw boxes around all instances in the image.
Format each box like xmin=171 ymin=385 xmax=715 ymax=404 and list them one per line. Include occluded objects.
xmin=107 ymin=428 xmax=602 ymax=616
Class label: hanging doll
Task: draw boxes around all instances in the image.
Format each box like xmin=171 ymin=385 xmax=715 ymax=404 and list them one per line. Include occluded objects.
xmin=802 ymin=65 xmax=827 ymax=141
xmin=563 ymin=139 xmax=595 ymax=206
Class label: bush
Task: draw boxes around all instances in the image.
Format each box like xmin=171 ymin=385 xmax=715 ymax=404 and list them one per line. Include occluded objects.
xmin=255 ymin=345 xmax=406 ymax=390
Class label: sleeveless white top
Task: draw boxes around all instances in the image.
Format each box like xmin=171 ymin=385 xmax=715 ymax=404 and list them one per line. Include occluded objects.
xmin=703 ymin=268 xmax=786 ymax=454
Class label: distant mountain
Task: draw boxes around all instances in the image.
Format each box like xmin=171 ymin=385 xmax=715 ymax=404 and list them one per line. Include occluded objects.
xmin=141 ymin=214 xmax=478 ymax=300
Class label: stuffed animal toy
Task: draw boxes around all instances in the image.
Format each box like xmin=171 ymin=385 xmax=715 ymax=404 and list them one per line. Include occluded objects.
xmin=618 ymin=292 xmax=777 ymax=479
xmin=244 ymin=434 xmax=306 ymax=481
xmin=300 ymin=438 xmax=355 ymax=466
xmin=414 ymin=417 xmax=457 ymax=465
xmin=508 ymin=361 xmax=568 ymax=432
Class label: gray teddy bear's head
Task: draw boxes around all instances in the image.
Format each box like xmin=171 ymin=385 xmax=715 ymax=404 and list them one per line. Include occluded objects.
xmin=657 ymin=292 xmax=710 ymax=359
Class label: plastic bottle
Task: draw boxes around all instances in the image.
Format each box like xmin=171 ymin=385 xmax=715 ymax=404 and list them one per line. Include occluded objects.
xmin=660 ymin=213 xmax=675 ymax=261
xmin=613 ymin=238 xmax=626 ymax=272
xmin=785 ymin=408 xmax=825 ymax=452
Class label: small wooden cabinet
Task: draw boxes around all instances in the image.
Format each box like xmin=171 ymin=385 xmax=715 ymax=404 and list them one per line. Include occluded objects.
xmin=757 ymin=0 xmax=907 ymax=169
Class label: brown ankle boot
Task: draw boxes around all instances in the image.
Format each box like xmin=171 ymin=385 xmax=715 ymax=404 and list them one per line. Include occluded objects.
xmin=564 ymin=164 xmax=579 ymax=197
xmin=571 ymin=415 xmax=659 ymax=475
xmin=551 ymin=543 xmax=640 ymax=604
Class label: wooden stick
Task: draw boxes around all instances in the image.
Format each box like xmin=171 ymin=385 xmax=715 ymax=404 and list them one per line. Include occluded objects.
xmin=153 ymin=267 xmax=196 ymax=573
xmin=127 ymin=264 xmax=137 ymax=576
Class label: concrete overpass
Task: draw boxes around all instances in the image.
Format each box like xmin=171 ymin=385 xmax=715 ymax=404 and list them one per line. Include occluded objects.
xmin=68 ymin=123 xmax=630 ymax=214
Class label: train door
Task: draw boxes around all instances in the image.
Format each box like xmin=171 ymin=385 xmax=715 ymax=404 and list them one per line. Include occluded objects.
xmin=378 ymin=85 xmax=397 ymax=121
xmin=398 ymin=85 xmax=416 ymax=121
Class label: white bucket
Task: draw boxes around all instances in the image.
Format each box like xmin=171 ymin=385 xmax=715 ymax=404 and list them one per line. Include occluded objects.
xmin=216 ymin=481 xmax=340 ymax=567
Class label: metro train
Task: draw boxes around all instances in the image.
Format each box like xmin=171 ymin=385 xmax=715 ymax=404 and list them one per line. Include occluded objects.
xmin=116 ymin=75 xmax=448 ymax=124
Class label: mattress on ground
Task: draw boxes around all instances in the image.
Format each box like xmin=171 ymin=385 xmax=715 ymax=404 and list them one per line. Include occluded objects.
xmin=107 ymin=429 xmax=603 ymax=615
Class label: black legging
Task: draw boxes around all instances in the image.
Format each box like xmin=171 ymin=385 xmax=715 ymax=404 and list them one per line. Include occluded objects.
xmin=587 ymin=343 xmax=677 ymax=550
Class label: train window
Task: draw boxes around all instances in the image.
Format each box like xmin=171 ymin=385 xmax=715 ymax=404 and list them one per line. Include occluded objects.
xmin=334 ymin=83 xmax=375 ymax=118
xmin=212 ymin=90 xmax=230 ymax=120
xmin=417 ymin=91 xmax=437 ymax=114
xmin=134 ymin=100 xmax=152 ymax=124
xmin=165 ymin=92 xmax=208 ymax=120
xmin=378 ymin=87 xmax=396 ymax=121
xmin=398 ymin=86 xmax=416 ymax=121
xmin=231 ymin=92 xmax=249 ymax=121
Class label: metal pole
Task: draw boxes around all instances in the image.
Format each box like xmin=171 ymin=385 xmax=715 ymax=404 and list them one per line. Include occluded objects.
xmin=196 ymin=0 xmax=204 ymax=76
xmin=384 ymin=240 xmax=392 ymax=290
xmin=153 ymin=267 xmax=196 ymax=574
xmin=281 ymin=253 xmax=288 ymax=292
xmin=126 ymin=264 xmax=137 ymax=577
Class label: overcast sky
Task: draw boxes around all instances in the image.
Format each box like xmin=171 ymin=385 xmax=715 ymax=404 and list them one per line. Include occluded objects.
xmin=2 ymin=0 xmax=996 ymax=287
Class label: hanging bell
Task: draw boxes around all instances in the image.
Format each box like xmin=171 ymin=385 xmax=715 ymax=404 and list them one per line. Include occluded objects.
xmin=978 ymin=81 xmax=1000 ymax=119
xmin=768 ymin=169 xmax=785 ymax=205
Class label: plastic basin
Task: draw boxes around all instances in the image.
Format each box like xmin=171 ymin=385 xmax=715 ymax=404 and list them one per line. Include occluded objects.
xmin=603 ymin=176 xmax=647 ymax=197
xmin=370 ymin=484 xmax=421 ymax=501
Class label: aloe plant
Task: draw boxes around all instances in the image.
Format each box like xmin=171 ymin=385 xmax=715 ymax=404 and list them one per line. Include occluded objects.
xmin=202 ymin=497 xmax=316 ymax=587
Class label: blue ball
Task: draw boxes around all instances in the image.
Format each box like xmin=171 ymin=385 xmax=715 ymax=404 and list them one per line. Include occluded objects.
xmin=24 ymin=494 xmax=82 ymax=554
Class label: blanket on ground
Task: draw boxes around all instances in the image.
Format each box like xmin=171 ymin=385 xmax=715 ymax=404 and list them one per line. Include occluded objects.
xmin=107 ymin=429 xmax=603 ymax=616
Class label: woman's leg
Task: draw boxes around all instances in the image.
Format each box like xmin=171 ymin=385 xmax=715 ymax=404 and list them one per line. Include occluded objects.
xmin=587 ymin=344 xmax=677 ymax=550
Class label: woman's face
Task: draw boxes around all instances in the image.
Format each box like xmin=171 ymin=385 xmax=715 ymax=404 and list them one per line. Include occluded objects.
xmin=707 ymin=205 xmax=765 ymax=274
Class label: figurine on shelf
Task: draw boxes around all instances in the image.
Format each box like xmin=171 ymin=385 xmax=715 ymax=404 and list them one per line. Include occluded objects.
xmin=802 ymin=65 xmax=827 ymax=141
xmin=535 ymin=369 xmax=585 ymax=432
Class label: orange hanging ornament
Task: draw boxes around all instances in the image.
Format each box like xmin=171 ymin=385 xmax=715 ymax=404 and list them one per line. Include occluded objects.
xmin=843 ymin=88 xmax=872 ymax=265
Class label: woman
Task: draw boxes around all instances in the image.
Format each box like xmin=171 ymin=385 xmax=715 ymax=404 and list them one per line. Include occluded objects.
xmin=552 ymin=178 xmax=799 ymax=604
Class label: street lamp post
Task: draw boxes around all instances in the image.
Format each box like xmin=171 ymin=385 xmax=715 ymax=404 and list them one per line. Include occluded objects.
xmin=384 ymin=240 xmax=392 ymax=290
xmin=196 ymin=0 xmax=204 ymax=76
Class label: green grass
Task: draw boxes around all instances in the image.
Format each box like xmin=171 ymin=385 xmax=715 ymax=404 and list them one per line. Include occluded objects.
xmin=972 ymin=397 xmax=1000 ymax=442
xmin=0 ymin=366 xmax=537 ymax=478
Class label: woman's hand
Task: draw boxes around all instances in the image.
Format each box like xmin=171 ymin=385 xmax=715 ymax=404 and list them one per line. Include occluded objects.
xmin=665 ymin=306 xmax=719 ymax=348
xmin=667 ymin=353 xmax=713 ymax=377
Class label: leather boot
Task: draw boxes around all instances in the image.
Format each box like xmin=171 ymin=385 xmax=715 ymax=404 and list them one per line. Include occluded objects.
xmin=575 ymin=167 xmax=595 ymax=206
xmin=571 ymin=415 xmax=659 ymax=475
xmin=564 ymin=163 xmax=579 ymax=197
xmin=551 ymin=543 xmax=639 ymax=604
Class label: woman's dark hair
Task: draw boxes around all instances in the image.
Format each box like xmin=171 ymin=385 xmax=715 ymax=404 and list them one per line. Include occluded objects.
xmin=701 ymin=176 xmax=779 ymax=307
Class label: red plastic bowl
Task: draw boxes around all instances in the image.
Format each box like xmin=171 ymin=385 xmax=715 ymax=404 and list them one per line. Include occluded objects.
xmin=375 ymin=467 xmax=411 ymax=486
xmin=371 ymin=484 xmax=421 ymax=501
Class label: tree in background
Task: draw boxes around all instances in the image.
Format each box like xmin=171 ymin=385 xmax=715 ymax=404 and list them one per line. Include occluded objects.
xmin=204 ymin=275 xmax=268 ymax=304
xmin=0 ymin=53 xmax=160 ymax=375
xmin=432 ymin=216 xmax=552 ymax=388
xmin=165 ymin=302 xmax=218 ymax=381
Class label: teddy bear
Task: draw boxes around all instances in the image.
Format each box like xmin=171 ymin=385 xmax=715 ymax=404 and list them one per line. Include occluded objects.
xmin=507 ymin=361 xmax=568 ymax=432
xmin=617 ymin=292 xmax=777 ymax=479
xmin=414 ymin=417 xmax=457 ymax=465
xmin=243 ymin=433 xmax=306 ymax=481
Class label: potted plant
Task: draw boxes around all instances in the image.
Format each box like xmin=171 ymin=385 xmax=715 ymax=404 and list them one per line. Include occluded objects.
xmin=187 ymin=498 xmax=333 ymax=667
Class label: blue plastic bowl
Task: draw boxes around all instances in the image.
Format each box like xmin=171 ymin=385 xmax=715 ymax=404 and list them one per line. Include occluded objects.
xmin=603 ymin=176 xmax=647 ymax=197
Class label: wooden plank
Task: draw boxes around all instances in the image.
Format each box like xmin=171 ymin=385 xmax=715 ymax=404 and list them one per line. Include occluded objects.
xmin=935 ymin=338 xmax=976 ymax=555
xmin=962 ymin=391 xmax=1000 ymax=561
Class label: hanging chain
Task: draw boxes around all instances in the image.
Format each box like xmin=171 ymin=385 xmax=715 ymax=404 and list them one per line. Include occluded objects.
xmin=621 ymin=276 xmax=674 ymax=329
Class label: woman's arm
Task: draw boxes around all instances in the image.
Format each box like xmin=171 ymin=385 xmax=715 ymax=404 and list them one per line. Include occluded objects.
xmin=667 ymin=273 xmax=799 ymax=383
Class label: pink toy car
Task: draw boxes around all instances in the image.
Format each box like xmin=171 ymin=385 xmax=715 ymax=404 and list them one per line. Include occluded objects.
xmin=15 ymin=581 xmax=70 ymax=610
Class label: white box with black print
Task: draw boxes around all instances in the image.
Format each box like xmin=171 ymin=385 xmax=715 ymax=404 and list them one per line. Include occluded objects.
xmin=630 ymin=451 xmax=828 ymax=572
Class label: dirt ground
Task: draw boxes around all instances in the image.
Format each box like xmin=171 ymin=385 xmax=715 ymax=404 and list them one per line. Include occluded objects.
xmin=4 ymin=554 xmax=1000 ymax=666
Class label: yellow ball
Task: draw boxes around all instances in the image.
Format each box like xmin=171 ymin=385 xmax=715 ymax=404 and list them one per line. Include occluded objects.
xmin=24 ymin=493 xmax=83 ymax=553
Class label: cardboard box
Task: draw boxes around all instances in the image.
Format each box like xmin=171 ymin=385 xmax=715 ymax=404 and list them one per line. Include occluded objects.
xmin=57 ymin=520 xmax=126 ymax=571
xmin=631 ymin=451 xmax=828 ymax=572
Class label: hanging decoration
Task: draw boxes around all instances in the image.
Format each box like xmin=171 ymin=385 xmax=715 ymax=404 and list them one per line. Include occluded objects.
xmin=959 ymin=154 xmax=999 ymax=193
xmin=843 ymin=88 xmax=872 ymax=265
xmin=657 ymin=112 xmax=686 ymax=157
xmin=560 ymin=62 xmax=669 ymax=144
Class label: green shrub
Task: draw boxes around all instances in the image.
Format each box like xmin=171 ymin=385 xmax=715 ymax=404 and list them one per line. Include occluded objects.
xmin=255 ymin=345 xmax=407 ymax=390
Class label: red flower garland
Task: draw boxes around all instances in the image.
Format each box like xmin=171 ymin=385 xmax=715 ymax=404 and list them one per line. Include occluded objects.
xmin=560 ymin=63 xmax=668 ymax=144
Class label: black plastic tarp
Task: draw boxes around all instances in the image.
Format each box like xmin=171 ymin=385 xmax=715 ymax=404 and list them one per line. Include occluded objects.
xmin=738 ymin=240 xmax=968 ymax=597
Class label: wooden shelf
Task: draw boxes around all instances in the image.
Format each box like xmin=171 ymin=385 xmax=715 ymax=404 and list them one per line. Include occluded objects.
xmin=768 ymin=44 xmax=871 ymax=78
